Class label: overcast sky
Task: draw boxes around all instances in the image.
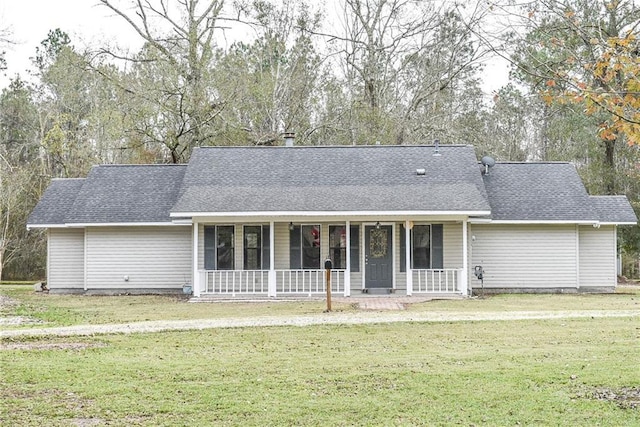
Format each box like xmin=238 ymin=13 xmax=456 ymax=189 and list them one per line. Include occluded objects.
xmin=0 ymin=0 xmax=509 ymax=93
xmin=0 ymin=0 xmax=140 ymax=87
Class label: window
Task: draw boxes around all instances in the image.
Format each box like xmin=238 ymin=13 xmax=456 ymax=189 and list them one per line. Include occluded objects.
xmin=399 ymin=224 xmax=443 ymax=271
xmin=412 ymin=225 xmax=431 ymax=269
xmin=321 ymin=225 xmax=360 ymax=271
xmin=289 ymin=225 xmax=320 ymax=269
xmin=329 ymin=226 xmax=346 ymax=269
xmin=204 ymin=225 xmax=234 ymax=270
xmin=243 ymin=225 xmax=270 ymax=270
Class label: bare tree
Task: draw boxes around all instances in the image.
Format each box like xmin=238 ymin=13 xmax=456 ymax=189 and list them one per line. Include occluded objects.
xmin=212 ymin=0 xmax=325 ymax=146
xmin=325 ymin=0 xmax=488 ymax=145
xmin=0 ymin=26 xmax=11 ymax=71
xmin=97 ymin=0 xmax=226 ymax=162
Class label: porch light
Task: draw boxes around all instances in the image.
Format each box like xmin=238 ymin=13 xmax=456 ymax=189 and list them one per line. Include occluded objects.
xmin=375 ymin=221 xmax=381 ymax=230
xmin=289 ymin=222 xmax=294 ymax=230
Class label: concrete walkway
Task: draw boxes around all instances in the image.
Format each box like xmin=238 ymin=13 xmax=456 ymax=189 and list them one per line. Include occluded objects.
xmin=2 ymin=309 xmax=639 ymax=338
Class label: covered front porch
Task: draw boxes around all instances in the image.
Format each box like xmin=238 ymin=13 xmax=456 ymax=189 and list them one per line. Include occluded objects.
xmin=190 ymin=217 xmax=471 ymax=298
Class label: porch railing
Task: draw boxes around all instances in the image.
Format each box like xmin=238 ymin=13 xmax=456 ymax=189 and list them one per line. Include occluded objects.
xmin=277 ymin=269 xmax=345 ymax=295
xmin=203 ymin=270 xmax=269 ymax=294
xmin=412 ymin=269 xmax=460 ymax=293
xmin=200 ymin=269 xmax=345 ymax=296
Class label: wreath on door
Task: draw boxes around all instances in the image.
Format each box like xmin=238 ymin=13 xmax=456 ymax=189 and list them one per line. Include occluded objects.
xmin=369 ymin=229 xmax=388 ymax=258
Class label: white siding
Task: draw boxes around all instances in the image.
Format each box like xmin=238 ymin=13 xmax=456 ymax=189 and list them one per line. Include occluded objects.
xmin=274 ymin=223 xmax=290 ymax=270
xmin=86 ymin=226 xmax=191 ymax=289
xmin=443 ymin=222 xmax=463 ymax=269
xmin=350 ymin=271 xmax=363 ymax=292
xmin=394 ymin=225 xmax=406 ymax=291
xmin=470 ymin=224 xmax=577 ymax=289
xmin=579 ymin=225 xmax=616 ymax=287
xmin=48 ymin=228 xmax=85 ymax=289
xmin=198 ymin=223 xmax=204 ymax=270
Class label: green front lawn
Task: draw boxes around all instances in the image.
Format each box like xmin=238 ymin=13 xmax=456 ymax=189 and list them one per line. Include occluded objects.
xmin=2 ymin=317 xmax=639 ymax=426
xmin=0 ymin=285 xmax=356 ymax=327
xmin=1 ymin=284 xmax=639 ymax=328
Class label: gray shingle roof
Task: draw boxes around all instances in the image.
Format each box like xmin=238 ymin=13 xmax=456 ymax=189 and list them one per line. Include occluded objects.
xmin=481 ymin=162 xmax=599 ymax=222
xmin=28 ymin=165 xmax=187 ymax=226
xmin=171 ymin=145 xmax=491 ymax=214
xmin=590 ymin=196 xmax=637 ymax=224
xmin=65 ymin=165 xmax=187 ymax=224
xmin=28 ymin=145 xmax=637 ymax=226
xmin=27 ymin=178 xmax=85 ymax=226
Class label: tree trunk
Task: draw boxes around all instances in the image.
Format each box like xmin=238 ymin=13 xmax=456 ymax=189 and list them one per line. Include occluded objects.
xmin=0 ymin=246 xmax=4 ymax=282
xmin=603 ymin=138 xmax=616 ymax=195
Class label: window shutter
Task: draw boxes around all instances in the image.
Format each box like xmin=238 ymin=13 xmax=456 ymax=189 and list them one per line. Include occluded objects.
xmin=289 ymin=225 xmax=301 ymax=269
xmin=262 ymin=226 xmax=270 ymax=270
xmin=431 ymin=224 xmax=443 ymax=269
xmin=204 ymin=226 xmax=216 ymax=270
xmin=399 ymin=224 xmax=406 ymax=272
xmin=350 ymin=225 xmax=360 ymax=272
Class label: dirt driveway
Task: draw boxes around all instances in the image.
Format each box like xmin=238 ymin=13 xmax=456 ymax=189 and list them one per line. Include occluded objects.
xmin=2 ymin=308 xmax=639 ymax=339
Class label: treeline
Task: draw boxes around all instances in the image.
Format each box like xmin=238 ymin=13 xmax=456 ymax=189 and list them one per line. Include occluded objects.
xmin=0 ymin=0 xmax=638 ymax=280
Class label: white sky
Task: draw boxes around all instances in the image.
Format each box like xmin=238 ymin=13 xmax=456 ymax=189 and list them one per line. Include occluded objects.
xmin=0 ymin=0 xmax=142 ymax=87
xmin=0 ymin=0 xmax=509 ymax=93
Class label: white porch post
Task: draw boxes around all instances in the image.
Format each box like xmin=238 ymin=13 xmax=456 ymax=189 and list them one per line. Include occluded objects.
xmin=405 ymin=220 xmax=412 ymax=296
xmin=460 ymin=219 xmax=469 ymax=296
xmin=268 ymin=221 xmax=277 ymax=297
xmin=83 ymin=229 xmax=88 ymax=291
xmin=344 ymin=220 xmax=351 ymax=296
xmin=192 ymin=221 xmax=200 ymax=297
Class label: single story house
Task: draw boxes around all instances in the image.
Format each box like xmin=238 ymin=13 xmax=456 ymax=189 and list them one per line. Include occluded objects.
xmin=27 ymin=144 xmax=637 ymax=297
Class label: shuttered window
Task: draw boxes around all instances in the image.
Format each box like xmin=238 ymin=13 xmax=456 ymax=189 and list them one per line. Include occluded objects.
xmin=329 ymin=226 xmax=346 ymax=269
xmin=290 ymin=225 xmax=321 ymax=269
xmin=412 ymin=225 xmax=431 ymax=269
xmin=399 ymin=224 xmax=444 ymax=271
xmin=204 ymin=225 xmax=234 ymax=270
xmin=243 ymin=225 xmax=270 ymax=270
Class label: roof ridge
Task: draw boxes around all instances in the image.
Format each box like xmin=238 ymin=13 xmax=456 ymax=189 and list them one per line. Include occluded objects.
xmin=94 ymin=164 xmax=188 ymax=168
xmin=193 ymin=144 xmax=472 ymax=150
xmin=51 ymin=177 xmax=85 ymax=181
xmin=489 ymin=161 xmax=572 ymax=165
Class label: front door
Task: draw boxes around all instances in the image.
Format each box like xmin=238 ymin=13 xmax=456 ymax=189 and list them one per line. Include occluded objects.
xmin=365 ymin=225 xmax=393 ymax=288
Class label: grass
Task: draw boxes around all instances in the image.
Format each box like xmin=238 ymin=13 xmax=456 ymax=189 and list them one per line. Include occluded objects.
xmin=0 ymin=285 xmax=356 ymax=328
xmin=2 ymin=286 xmax=639 ymax=425
xmin=1 ymin=284 xmax=639 ymax=328
xmin=0 ymin=281 xmax=36 ymax=285
xmin=2 ymin=317 xmax=639 ymax=426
